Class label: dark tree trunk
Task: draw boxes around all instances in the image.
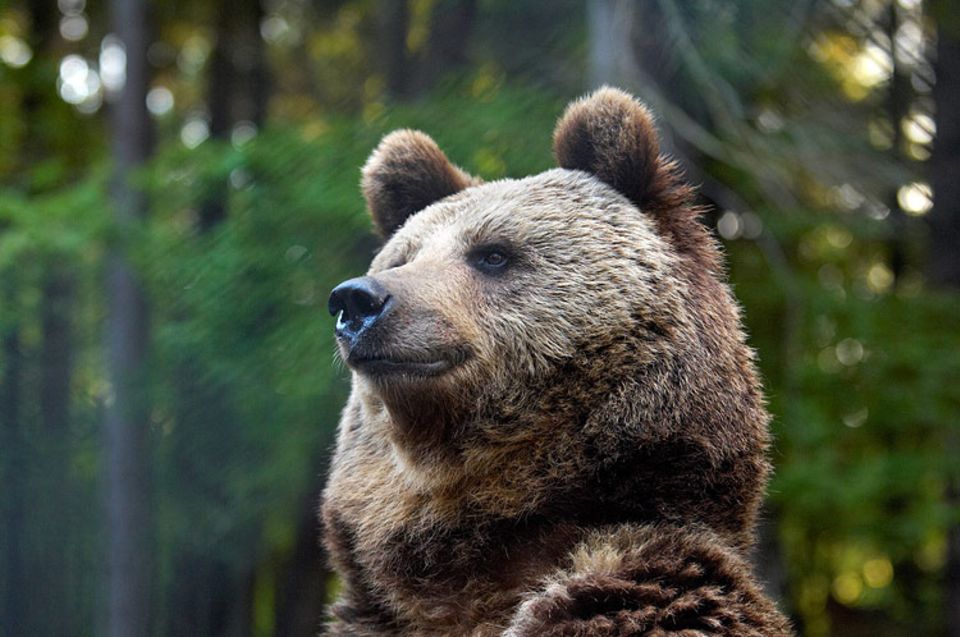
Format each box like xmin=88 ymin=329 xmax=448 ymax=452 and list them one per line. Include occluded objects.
xmin=14 ymin=1 xmax=81 ymax=634
xmin=413 ymin=0 xmax=476 ymax=94
xmin=167 ymin=551 xmax=255 ymax=637
xmin=949 ymin=485 xmax=960 ymax=637
xmin=380 ymin=0 xmax=411 ymax=100
xmin=22 ymin=0 xmax=61 ymax=162
xmin=39 ymin=270 xmax=74 ymax=475
xmin=930 ymin=9 xmax=960 ymax=637
xmin=886 ymin=2 xmax=913 ymax=280
xmin=105 ymin=0 xmax=154 ymax=635
xmin=214 ymin=0 xmax=269 ymax=132
xmin=167 ymin=551 xmax=215 ymax=637
xmin=35 ymin=265 xmax=75 ymax=636
xmin=275 ymin=482 xmax=329 ymax=637
xmin=170 ymin=3 xmax=272 ymax=633
xmin=162 ymin=367 xmax=255 ymax=637
xmin=0 ymin=274 xmax=25 ymax=637
xmin=929 ymin=8 xmax=960 ymax=287
xmin=202 ymin=0 xmax=269 ymax=230
xmin=2 ymin=0 xmax=59 ymax=631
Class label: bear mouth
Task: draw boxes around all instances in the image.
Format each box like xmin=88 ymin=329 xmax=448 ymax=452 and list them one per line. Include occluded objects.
xmin=348 ymin=347 xmax=470 ymax=380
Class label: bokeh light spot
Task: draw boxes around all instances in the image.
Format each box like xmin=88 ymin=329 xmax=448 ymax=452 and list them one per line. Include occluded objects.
xmin=717 ymin=211 xmax=741 ymax=240
xmin=833 ymin=572 xmax=863 ymax=605
xmin=843 ymin=407 xmax=868 ymax=428
xmin=897 ymin=182 xmax=933 ymax=216
xmin=836 ymin=338 xmax=864 ymax=366
xmin=181 ymin=118 xmax=210 ymax=148
xmin=232 ymin=121 xmax=258 ymax=147
xmin=60 ymin=15 xmax=89 ymax=41
xmin=863 ymin=558 xmax=893 ymax=588
xmin=0 ymin=35 xmax=33 ymax=68
xmin=903 ymin=113 xmax=934 ymax=145
xmin=146 ymin=86 xmax=174 ymax=116
xmin=100 ymin=35 xmax=127 ymax=93
xmin=867 ymin=262 xmax=894 ymax=294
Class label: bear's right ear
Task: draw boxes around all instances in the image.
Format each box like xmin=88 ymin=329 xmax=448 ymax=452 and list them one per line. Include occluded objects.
xmin=553 ymin=87 xmax=666 ymax=208
xmin=362 ymin=130 xmax=479 ymax=239
xmin=555 ymin=88 xmax=709 ymax=262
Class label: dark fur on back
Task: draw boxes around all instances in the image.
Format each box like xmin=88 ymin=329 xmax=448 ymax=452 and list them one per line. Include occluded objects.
xmin=321 ymin=88 xmax=792 ymax=636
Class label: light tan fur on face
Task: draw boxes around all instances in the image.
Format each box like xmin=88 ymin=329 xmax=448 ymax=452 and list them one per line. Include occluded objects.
xmin=340 ymin=170 xmax=690 ymax=497
xmin=321 ymin=87 xmax=790 ymax=636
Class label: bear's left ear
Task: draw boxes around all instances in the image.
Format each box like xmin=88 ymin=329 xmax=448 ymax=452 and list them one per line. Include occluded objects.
xmin=553 ymin=87 xmax=666 ymax=208
xmin=362 ymin=130 xmax=480 ymax=239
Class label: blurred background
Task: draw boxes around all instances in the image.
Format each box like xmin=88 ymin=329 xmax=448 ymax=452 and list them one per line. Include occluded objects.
xmin=0 ymin=0 xmax=958 ymax=635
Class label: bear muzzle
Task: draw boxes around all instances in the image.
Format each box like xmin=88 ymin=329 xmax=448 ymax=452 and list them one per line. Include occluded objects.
xmin=329 ymin=276 xmax=471 ymax=380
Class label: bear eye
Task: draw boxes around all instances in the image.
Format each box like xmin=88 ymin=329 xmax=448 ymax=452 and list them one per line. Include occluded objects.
xmin=469 ymin=246 xmax=511 ymax=275
xmin=482 ymin=251 xmax=506 ymax=267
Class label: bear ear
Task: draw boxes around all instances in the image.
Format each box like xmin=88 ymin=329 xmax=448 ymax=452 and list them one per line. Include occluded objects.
xmin=362 ymin=130 xmax=479 ymax=238
xmin=553 ymin=87 xmax=664 ymax=208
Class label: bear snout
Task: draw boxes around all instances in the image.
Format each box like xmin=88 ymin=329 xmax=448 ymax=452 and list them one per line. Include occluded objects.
xmin=328 ymin=276 xmax=393 ymax=345
xmin=329 ymin=275 xmax=473 ymax=382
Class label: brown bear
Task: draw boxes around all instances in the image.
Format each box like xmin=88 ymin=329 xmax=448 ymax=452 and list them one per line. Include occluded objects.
xmin=321 ymin=87 xmax=793 ymax=636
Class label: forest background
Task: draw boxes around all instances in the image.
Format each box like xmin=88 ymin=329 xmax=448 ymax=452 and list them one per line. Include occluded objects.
xmin=1 ymin=0 xmax=959 ymax=636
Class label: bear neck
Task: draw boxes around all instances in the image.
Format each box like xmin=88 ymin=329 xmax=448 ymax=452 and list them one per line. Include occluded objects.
xmin=367 ymin=337 xmax=769 ymax=554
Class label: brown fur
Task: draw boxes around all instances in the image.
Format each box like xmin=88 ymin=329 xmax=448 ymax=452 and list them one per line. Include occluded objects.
xmin=554 ymin=88 xmax=661 ymax=209
xmin=505 ymin=525 xmax=793 ymax=636
xmin=362 ymin=129 xmax=481 ymax=238
xmin=321 ymin=88 xmax=792 ymax=636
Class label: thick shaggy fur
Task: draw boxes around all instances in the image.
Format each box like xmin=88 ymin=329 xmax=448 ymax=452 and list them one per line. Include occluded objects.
xmin=506 ymin=525 xmax=792 ymax=636
xmin=322 ymin=88 xmax=792 ymax=636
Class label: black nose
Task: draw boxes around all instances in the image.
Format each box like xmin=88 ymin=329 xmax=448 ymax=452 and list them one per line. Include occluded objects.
xmin=328 ymin=276 xmax=391 ymax=336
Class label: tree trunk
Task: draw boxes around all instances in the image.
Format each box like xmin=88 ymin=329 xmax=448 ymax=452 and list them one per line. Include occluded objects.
xmin=105 ymin=0 xmax=154 ymax=635
xmin=212 ymin=0 xmax=269 ymax=133
xmin=0 ymin=273 xmax=25 ymax=637
xmin=274 ymin=481 xmax=329 ymax=637
xmin=886 ymin=2 xmax=913 ymax=280
xmin=36 ymin=265 xmax=75 ymax=636
xmin=587 ymin=0 xmax=643 ymax=91
xmin=163 ymin=368 xmax=254 ymax=637
xmin=202 ymin=0 xmax=269 ymax=229
xmin=380 ymin=0 xmax=411 ymax=100
xmin=167 ymin=551 xmax=254 ymax=637
xmin=16 ymin=1 xmax=79 ymax=633
xmin=929 ymin=6 xmax=960 ymax=287
xmin=929 ymin=8 xmax=960 ymax=637
xmin=413 ymin=0 xmax=477 ymax=94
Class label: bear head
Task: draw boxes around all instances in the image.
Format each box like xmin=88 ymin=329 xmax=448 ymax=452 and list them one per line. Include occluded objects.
xmin=328 ymin=87 xmax=770 ymax=549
